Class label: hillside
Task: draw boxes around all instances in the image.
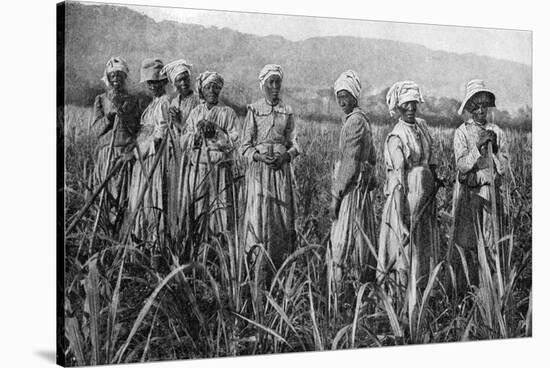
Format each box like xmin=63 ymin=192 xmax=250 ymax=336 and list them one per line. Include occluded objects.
xmin=62 ymin=2 xmax=531 ymax=116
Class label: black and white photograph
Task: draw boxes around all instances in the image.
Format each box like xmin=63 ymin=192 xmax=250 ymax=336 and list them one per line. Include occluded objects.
xmin=55 ymin=0 xmax=534 ymax=366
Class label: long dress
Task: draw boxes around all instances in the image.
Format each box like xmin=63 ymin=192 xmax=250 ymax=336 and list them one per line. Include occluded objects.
xmin=377 ymin=118 xmax=439 ymax=285
xmin=330 ymin=108 xmax=377 ymax=284
xmin=167 ymin=92 xmax=201 ymax=234
xmin=240 ymin=98 xmax=300 ymax=271
xmin=127 ymin=94 xmax=171 ymax=246
xmin=91 ymin=90 xmax=141 ymax=226
xmin=451 ymin=118 xmax=508 ymax=288
xmin=181 ymin=103 xmax=240 ymax=238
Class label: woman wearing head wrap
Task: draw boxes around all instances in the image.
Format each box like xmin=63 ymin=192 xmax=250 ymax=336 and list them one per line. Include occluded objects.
xmin=450 ymin=79 xmax=508 ymax=289
xmin=161 ymin=59 xmax=201 ymax=135
xmin=329 ymin=70 xmax=377 ymax=286
xmin=127 ymin=58 xmax=172 ymax=246
xmin=240 ymin=64 xmax=300 ymax=279
xmin=180 ymin=71 xmax=240 ymax=240
xmin=92 ymin=56 xmax=141 ymax=230
xmin=158 ymin=59 xmax=201 ymax=238
xmin=377 ymin=81 xmax=440 ymax=286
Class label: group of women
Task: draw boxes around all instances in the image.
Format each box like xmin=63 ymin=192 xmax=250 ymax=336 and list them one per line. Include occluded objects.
xmin=92 ymin=55 xmax=508 ymax=289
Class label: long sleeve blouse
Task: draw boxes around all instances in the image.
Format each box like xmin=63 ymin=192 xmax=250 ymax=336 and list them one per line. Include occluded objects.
xmin=240 ymin=99 xmax=301 ymax=163
xmin=92 ymin=90 xmax=141 ymax=148
xmin=332 ymin=108 xmax=376 ymax=199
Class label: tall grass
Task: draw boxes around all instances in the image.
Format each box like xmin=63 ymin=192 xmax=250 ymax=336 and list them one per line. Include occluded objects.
xmin=62 ymin=105 xmax=532 ymax=366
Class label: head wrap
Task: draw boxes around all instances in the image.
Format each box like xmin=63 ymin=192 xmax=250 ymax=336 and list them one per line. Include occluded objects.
xmin=101 ymin=57 xmax=129 ymax=88
xmin=196 ymin=71 xmax=224 ymax=93
xmin=386 ymin=81 xmax=424 ymax=117
xmin=458 ymin=79 xmax=496 ymax=115
xmin=259 ymin=64 xmax=284 ymax=89
xmin=334 ymin=70 xmax=361 ymax=101
xmin=139 ymin=58 xmax=167 ymax=83
xmin=160 ymin=59 xmax=193 ymax=85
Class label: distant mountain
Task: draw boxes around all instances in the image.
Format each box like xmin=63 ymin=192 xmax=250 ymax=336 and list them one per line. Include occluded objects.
xmin=62 ymin=2 xmax=531 ymax=114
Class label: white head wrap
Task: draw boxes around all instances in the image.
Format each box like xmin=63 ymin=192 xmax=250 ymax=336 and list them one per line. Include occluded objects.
xmin=196 ymin=71 xmax=224 ymax=99
xmin=160 ymin=59 xmax=193 ymax=85
xmin=334 ymin=70 xmax=361 ymax=101
xmin=386 ymin=81 xmax=424 ymax=117
xmin=101 ymin=56 xmax=130 ymax=88
xmin=259 ymin=64 xmax=283 ymax=89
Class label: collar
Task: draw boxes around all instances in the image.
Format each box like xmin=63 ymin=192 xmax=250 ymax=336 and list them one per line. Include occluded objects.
xmin=398 ymin=118 xmax=418 ymax=128
xmin=467 ymin=118 xmax=487 ymax=127
xmin=106 ymin=88 xmax=129 ymax=101
xmin=344 ymin=107 xmax=367 ymax=121
xmin=250 ymin=98 xmax=291 ymax=115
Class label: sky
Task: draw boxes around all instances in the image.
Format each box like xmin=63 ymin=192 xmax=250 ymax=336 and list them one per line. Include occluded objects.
xmin=124 ymin=3 xmax=532 ymax=66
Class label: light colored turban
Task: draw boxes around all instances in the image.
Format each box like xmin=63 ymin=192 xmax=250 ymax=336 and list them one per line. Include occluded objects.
xmin=101 ymin=56 xmax=129 ymax=87
xmin=386 ymin=81 xmax=424 ymax=117
xmin=334 ymin=70 xmax=362 ymax=101
xmin=259 ymin=64 xmax=283 ymax=89
xmin=139 ymin=58 xmax=166 ymax=83
xmin=160 ymin=59 xmax=193 ymax=85
xmin=458 ymin=79 xmax=496 ymax=115
xmin=196 ymin=71 xmax=224 ymax=93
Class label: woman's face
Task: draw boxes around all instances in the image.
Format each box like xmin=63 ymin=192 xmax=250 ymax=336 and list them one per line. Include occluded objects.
xmin=468 ymin=93 xmax=492 ymax=124
xmin=108 ymin=71 xmax=126 ymax=91
xmin=147 ymin=79 xmax=167 ymax=97
xmin=202 ymin=82 xmax=222 ymax=105
xmin=397 ymin=101 xmax=418 ymax=123
xmin=336 ymin=90 xmax=357 ymax=115
xmin=262 ymin=75 xmax=282 ymax=104
xmin=174 ymin=71 xmax=191 ymax=96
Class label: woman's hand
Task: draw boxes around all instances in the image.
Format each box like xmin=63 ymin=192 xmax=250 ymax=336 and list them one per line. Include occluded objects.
xmin=168 ymin=106 xmax=180 ymax=124
xmin=106 ymin=111 xmax=117 ymax=125
xmin=476 ymin=130 xmax=491 ymax=151
xmin=253 ymin=152 xmax=274 ymax=165
xmin=477 ymin=130 xmax=498 ymax=154
xmin=268 ymin=152 xmax=290 ymax=170
xmin=193 ymin=133 xmax=203 ymax=148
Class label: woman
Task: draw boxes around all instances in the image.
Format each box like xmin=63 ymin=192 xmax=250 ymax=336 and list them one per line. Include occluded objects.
xmin=451 ymin=79 xmax=508 ymax=288
xmin=127 ymin=58 xmax=171 ymax=246
xmin=241 ymin=64 xmax=300 ymax=274
xmin=160 ymin=59 xmax=201 ymax=234
xmin=329 ymin=70 xmax=377 ymax=285
xmin=377 ymin=81 xmax=440 ymax=285
xmin=182 ymin=71 xmax=240 ymax=238
xmin=92 ymin=56 xmax=141 ymax=229
xmin=162 ymin=59 xmax=201 ymax=137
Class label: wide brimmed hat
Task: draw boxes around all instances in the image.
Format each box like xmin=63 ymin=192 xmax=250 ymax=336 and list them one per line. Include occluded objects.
xmin=140 ymin=58 xmax=167 ymax=83
xmin=458 ymin=79 xmax=496 ymax=115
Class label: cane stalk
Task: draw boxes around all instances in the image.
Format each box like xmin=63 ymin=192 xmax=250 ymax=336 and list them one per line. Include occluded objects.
xmin=488 ymin=141 xmax=504 ymax=298
xmin=87 ymin=115 xmax=120 ymax=255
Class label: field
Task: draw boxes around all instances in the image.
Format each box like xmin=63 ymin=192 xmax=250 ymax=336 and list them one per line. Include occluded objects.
xmin=61 ymin=104 xmax=532 ymax=366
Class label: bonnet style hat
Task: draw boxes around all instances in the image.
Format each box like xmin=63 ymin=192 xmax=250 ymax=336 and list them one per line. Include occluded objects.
xmin=458 ymin=79 xmax=496 ymax=115
xmin=140 ymin=58 xmax=167 ymax=83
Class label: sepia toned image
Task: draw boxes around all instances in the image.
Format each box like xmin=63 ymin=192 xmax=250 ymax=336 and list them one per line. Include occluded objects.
xmin=57 ymin=1 xmax=532 ymax=366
